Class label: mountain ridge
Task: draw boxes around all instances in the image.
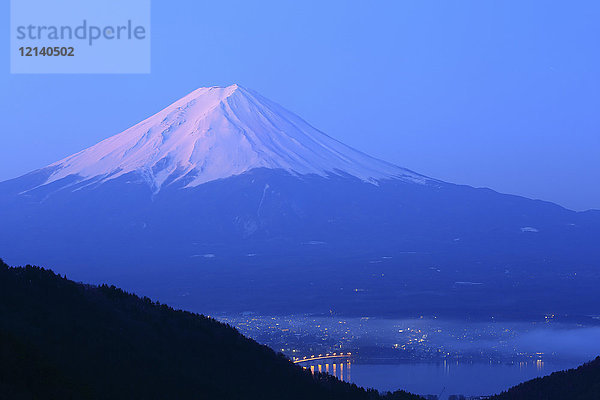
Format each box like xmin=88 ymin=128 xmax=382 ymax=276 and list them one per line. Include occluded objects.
xmin=0 ymin=258 xmax=421 ymax=400
xmin=491 ymin=356 xmax=600 ymax=400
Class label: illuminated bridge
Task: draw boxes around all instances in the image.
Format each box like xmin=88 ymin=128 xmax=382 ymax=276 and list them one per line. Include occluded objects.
xmin=292 ymin=352 xmax=352 ymax=364
xmin=292 ymin=352 xmax=353 ymax=381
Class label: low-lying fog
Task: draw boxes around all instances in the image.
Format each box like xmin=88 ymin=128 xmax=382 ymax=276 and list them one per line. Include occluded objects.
xmin=219 ymin=314 xmax=600 ymax=364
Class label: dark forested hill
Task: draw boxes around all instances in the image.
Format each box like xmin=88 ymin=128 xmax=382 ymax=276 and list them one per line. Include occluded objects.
xmin=0 ymin=259 xmax=420 ymax=400
xmin=492 ymin=357 xmax=600 ymax=400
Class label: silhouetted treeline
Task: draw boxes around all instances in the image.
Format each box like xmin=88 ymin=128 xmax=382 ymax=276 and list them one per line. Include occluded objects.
xmin=0 ymin=259 xmax=421 ymax=400
xmin=491 ymin=357 xmax=600 ymax=400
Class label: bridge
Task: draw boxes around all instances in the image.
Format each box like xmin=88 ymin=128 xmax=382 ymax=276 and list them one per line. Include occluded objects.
xmin=292 ymin=352 xmax=352 ymax=364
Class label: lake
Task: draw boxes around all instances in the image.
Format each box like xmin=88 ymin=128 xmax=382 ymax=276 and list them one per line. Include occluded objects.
xmin=347 ymin=360 xmax=578 ymax=398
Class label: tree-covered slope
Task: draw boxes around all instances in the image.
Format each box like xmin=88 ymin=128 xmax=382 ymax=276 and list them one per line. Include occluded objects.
xmin=0 ymin=259 xmax=420 ymax=400
xmin=492 ymin=357 xmax=600 ymax=400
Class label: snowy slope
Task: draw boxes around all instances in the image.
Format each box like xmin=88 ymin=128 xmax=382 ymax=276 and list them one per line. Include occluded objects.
xmin=42 ymin=84 xmax=430 ymax=192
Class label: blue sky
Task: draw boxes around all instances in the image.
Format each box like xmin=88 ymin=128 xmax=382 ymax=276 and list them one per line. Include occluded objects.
xmin=1 ymin=1 xmax=599 ymax=210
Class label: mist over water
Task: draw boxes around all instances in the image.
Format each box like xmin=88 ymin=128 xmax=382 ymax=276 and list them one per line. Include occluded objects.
xmin=514 ymin=327 xmax=600 ymax=360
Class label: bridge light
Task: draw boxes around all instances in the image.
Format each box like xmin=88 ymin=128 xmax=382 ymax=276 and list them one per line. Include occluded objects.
xmin=348 ymin=352 xmax=352 ymax=355
xmin=333 ymin=353 xmax=337 ymax=355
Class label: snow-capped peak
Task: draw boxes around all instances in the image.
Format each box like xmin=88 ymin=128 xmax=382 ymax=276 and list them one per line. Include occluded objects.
xmin=43 ymin=84 xmax=429 ymax=191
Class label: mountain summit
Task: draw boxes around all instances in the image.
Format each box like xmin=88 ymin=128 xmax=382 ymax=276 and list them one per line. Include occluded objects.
xmin=42 ymin=84 xmax=427 ymax=192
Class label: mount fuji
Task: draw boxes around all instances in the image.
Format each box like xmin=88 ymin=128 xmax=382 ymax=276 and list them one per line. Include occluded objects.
xmin=1 ymin=84 xmax=599 ymax=318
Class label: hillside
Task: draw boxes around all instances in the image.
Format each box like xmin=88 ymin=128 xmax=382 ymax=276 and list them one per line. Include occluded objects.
xmin=0 ymin=258 xmax=420 ymax=400
xmin=492 ymin=357 xmax=600 ymax=400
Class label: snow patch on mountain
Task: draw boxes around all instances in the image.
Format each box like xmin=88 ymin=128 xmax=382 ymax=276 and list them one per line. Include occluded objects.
xmin=42 ymin=84 xmax=430 ymax=191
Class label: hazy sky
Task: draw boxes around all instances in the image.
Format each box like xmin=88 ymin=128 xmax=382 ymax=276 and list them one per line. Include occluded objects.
xmin=1 ymin=1 xmax=598 ymax=210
